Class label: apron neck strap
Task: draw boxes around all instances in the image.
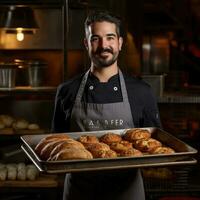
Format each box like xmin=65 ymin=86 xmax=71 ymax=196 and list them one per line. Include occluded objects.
xmin=75 ymin=69 xmax=129 ymax=103
xmin=75 ymin=70 xmax=90 ymax=102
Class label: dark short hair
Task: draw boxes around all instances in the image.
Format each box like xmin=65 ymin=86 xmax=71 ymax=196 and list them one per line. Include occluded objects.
xmin=84 ymin=10 xmax=122 ymax=37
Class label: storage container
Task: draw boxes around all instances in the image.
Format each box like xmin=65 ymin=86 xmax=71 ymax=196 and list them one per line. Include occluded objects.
xmin=142 ymin=74 xmax=165 ymax=97
xmin=0 ymin=62 xmax=18 ymax=88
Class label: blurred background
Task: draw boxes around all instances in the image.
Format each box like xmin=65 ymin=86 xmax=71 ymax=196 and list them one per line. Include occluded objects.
xmin=0 ymin=0 xmax=200 ymax=200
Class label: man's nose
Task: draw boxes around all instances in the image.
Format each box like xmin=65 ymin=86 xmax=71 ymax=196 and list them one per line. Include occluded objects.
xmin=99 ymin=38 xmax=108 ymax=48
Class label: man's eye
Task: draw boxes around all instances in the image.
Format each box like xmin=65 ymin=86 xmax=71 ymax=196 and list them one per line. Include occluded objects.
xmin=91 ymin=37 xmax=98 ymax=42
xmin=107 ymin=36 xmax=114 ymax=40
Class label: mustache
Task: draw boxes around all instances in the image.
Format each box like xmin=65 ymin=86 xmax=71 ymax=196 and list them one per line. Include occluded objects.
xmin=95 ymin=48 xmax=113 ymax=54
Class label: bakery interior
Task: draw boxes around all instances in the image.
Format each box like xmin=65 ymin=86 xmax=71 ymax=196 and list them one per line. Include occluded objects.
xmin=0 ymin=0 xmax=200 ymax=199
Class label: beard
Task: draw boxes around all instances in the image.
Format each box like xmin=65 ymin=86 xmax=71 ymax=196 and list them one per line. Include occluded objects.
xmin=90 ymin=48 xmax=119 ymax=68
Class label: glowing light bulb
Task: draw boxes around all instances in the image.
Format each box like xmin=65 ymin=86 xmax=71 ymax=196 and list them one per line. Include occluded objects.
xmin=16 ymin=29 xmax=24 ymax=41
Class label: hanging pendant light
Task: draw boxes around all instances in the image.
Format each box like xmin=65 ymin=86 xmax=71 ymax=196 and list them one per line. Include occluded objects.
xmin=0 ymin=6 xmax=39 ymax=41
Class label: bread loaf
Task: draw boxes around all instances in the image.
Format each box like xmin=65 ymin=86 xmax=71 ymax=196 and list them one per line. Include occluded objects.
xmin=49 ymin=139 xmax=85 ymax=160
xmin=51 ymin=148 xmax=93 ymax=161
xmin=123 ymin=129 xmax=151 ymax=142
xmin=12 ymin=119 xmax=29 ymax=130
xmin=78 ymin=135 xmax=99 ymax=144
xmin=119 ymin=148 xmax=143 ymax=157
xmin=6 ymin=164 xmax=17 ymax=180
xmin=150 ymin=146 xmax=175 ymax=154
xmin=133 ymin=138 xmax=162 ymax=153
xmin=28 ymin=123 xmax=40 ymax=130
xmin=34 ymin=134 xmax=70 ymax=157
xmin=26 ymin=164 xmax=39 ymax=181
xmin=99 ymin=133 xmax=122 ymax=144
xmin=40 ymin=140 xmax=67 ymax=160
xmin=109 ymin=140 xmax=133 ymax=153
xmin=17 ymin=163 xmax=26 ymax=181
xmin=0 ymin=164 xmax=7 ymax=181
xmin=0 ymin=119 xmax=5 ymax=129
xmin=0 ymin=115 xmax=14 ymax=127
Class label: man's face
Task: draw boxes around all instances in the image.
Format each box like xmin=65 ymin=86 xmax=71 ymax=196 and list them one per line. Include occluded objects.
xmin=85 ymin=21 xmax=123 ymax=68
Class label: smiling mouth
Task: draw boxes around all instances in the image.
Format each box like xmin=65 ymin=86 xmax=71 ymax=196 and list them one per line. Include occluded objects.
xmin=100 ymin=52 xmax=110 ymax=56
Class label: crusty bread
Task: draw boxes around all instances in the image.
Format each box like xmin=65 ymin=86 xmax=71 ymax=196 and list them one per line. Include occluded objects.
xmin=0 ymin=119 xmax=5 ymax=129
xmin=51 ymin=148 xmax=93 ymax=161
xmin=133 ymin=138 xmax=162 ymax=153
xmin=84 ymin=142 xmax=115 ymax=158
xmin=28 ymin=123 xmax=40 ymax=130
xmin=34 ymin=135 xmax=69 ymax=156
xmin=40 ymin=140 xmax=67 ymax=160
xmin=151 ymin=146 xmax=175 ymax=154
xmin=109 ymin=140 xmax=133 ymax=153
xmin=118 ymin=148 xmax=143 ymax=157
xmin=78 ymin=135 xmax=99 ymax=144
xmin=49 ymin=139 xmax=85 ymax=160
xmin=123 ymin=129 xmax=151 ymax=142
xmin=12 ymin=119 xmax=29 ymax=130
xmin=84 ymin=142 xmax=110 ymax=152
xmin=99 ymin=133 xmax=122 ymax=145
xmin=93 ymin=149 xmax=117 ymax=158
xmin=0 ymin=115 xmax=14 ymax=127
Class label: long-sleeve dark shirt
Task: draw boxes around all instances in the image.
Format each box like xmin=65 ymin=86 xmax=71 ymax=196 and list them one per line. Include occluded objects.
xmin=52 ymin=71 xmax=161 ymax=132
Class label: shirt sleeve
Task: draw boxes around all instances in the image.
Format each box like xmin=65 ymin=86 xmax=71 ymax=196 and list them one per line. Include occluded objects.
xmin=51 ymin=85 xmax=71 ymax=132
xmin=142 ymin=87 xmax=162 ymax=128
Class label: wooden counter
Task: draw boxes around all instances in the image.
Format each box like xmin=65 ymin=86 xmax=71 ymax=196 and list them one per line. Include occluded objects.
xmin=0 ymin=174 xmax=59 ymax=188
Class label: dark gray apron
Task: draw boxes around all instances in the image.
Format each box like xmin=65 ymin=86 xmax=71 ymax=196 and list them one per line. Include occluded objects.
xmin=63 ymin=70 xmax=145 ymax=200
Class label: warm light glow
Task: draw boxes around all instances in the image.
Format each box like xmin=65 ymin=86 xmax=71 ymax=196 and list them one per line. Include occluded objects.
xmin=142 ymin=44 xmax=151 ymax=50
xmin=16 ymin=29 xmax=24 ymax=41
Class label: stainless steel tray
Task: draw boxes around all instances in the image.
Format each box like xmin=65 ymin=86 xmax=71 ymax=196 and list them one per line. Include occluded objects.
xmin=21 ymin=127 xmax=198 ymax=173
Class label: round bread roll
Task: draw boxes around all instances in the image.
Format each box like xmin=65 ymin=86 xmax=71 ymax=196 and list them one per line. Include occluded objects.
xmin=151 ymin=146 xmax=175 ymax=154
xmin=0 ymin=167 xmax=7 ymax=181
xmin=26 ymin=164 xmax=39 ymax=181
xmin=109 ymin=140 xmax=133 ymax=153
xmin=0 ymin=115 xmax=14 ymax=127
xmin=6 ymin=164 xmax=17 ymax=180
xmin=85 ymin=142 xmax=110 ymax=152
xmin=34 ymin=134 xmax=70 ymax=156
xmin=99 ymin=133 xmax=122 ymax=145
xmin=12 ymin=119 xmax=29 ymax=130
xmin=78 ymin=135 xmax=99 ymax=144
xmin=0 ymin=119 xmax=5 ymax=129
xmin=17 ymin=163 xmax=26 ymax=181
xmin=49 ymin=139 xmax=85 ymax=160
xmin=123 ymin=129 xmax=151 ymax=142
xmin=84 ymin=142 xmax=116 ymax=158
xmin=28 ymin=123 xmax=40 ymax=130
xmin=0 ymin=164 xmax=7 ymax=181
xmin=133 ymin=138 xmax=162 ymax=153
xmin=93 ymin=149 xmax=117 ymax=158
xmin=51 ymin=148 xmax=93 ymax=161
xmin=119 ymin=148 xmax=143 ymax=157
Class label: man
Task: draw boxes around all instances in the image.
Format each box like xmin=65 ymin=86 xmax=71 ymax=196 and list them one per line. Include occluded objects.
xmin=52 ymin=10 xmax=161 ymax=200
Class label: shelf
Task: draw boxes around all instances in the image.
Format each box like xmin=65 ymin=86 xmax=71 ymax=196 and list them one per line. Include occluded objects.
xmin=0 ymin=86 xmax=57 ymax=97
xmin=157 ymin=89 xmax=200 ymax=103
xmin=158 ymin=95 xmax=200 ymax=103
xmin=0 ymin=174 xmax=59 ymax=188
xmin=0 ymin=128 xmax=48 ymax=135
xmin=0 ymin=86 xmax=56 ymax=92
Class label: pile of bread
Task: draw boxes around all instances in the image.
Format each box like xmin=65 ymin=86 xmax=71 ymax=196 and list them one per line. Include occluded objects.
xmin=0 ymin=163 xmax=39 ymax=181
xmin=35 ymin=129 xmax=175 ymax=161
xmin=0 ymin=114 xmax=40 ymax=131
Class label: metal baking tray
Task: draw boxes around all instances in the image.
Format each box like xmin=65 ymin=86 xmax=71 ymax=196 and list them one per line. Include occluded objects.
xmin=21 ymin=127 xmax=197 ymax=173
